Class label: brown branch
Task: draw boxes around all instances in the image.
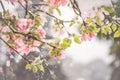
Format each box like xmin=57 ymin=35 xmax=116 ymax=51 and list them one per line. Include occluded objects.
xmin=35 ymin=9 xmax=73 ymax=23
xmin=18 ymin=1 xmax=34 ymax=18
xmin=0 ymin=16 xmax=57 ymax=51
xmin=70 ymin=0 xmax=87 ymax=26
xmin=0 ymin=0 xmax=6 ymax=16
xmin=32 ymin=3 xmax=48 ymax=7
xmin=24 ymin=0 xmax=28 ymax=18
xmin=0 ymin=37 xmax=31 ymax=63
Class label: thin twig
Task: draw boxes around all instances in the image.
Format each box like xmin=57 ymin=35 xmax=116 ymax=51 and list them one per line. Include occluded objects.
xmin=35 ymin=9 xmax=73 ymax=23
xmin=0 ymin=0 xmax=6 ymax=16
xmin=0 ymin=37 xmax=31 ymax=63
xmin=70 ymin=0 xmax=86 ymax=26
xmin=24 ymin=0 xmax=28 ymax=18
xmin=18 ymin=1 xmax=34 ymax=18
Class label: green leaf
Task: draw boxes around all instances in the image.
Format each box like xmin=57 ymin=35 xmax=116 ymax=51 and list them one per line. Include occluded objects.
xmin=112 ymin=24 xmax=117 ymax=31
xmin=71 ymin=0 xmax=74 ymax=2
xmin=69 ymin=22 xmax=75 ymax=27
xmin=34 ymin=19 xmax=41 ymax=27
xmin=73 ymin=34 xmax=81 ymax=44
xmin=86 ymin=18 xmax=93 ymax=23
xmin=105 ymin=25 xmax=111 ymax=34
xmin=114 ymin=29 xmax=120 ymax=38
xmin=102 ymin=23 xmax=112 ymax=35
xmin=103 ymin=6 xmax=115 ymax=14
xmin=60 ymin=38 xmax=72 ymax=48
xmin=2 ymin=32 xmax=9 ymax=35
xmin=49 ymin=7 xmax=54 ymax=14
xmin=37 ymin=64 xmax=45 ymax=72
xmin=102 ymin=29 xmax=107 ymax=35
xmin=33 ymin=33 xmax=41 ymax=40
xmin=50 ymin=48 xmax=62 ymax=57
xmin=25 ymin=64 xmax=32 ymax=70
xmin=32 ymin=66 xmax=38 ymax=73
xmin=56 ymin=8 xmax=61 ymax=16
xmin=95 ymin=16 xmax=103 ymax=26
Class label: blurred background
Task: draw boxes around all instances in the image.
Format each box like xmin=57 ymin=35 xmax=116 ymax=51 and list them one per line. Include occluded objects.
xmin=0 ymin=0 xmax=120 ymax=80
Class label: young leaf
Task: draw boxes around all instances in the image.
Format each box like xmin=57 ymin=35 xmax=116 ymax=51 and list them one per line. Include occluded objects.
xmin=56 ymin=8 xmax=61 ymax=16
xmin=32 ymin=66 xmax=38 ymax=73
xmin=25 ymin=64 xmax=32 ymax=70
xmin=73 ymin=34 xmax=81 ymax=44
xmin=60 ymin=38 xmax=72 ymax=48
xmin=114 ymin=29 xmax=120 ymax=38
xmin=37 ymin=64 xmax=45 ymax=72
xmin=112 ymin=24 xmax=117 ymax=32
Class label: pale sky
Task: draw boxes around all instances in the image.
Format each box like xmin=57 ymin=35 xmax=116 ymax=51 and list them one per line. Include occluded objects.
xmin=54 ymin=0 xmax=114 ymax=64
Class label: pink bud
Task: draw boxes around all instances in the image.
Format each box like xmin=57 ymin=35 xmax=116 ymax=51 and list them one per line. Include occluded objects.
xmin=81 ymin=35 xmax=87 ymax=41
xmin=61 ymin=0 xmax=68 ymax=6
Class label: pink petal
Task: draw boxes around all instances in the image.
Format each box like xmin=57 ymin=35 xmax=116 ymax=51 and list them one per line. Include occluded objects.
xmin=81 ymin=35 xmax=87 ymax=41
xmin=61 ymin=0 xmax=68 ymax=6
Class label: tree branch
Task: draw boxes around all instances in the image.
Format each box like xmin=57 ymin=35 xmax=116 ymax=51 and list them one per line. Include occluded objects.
xmin=0 ymin=37 xmax=31 ymax=63
xmin=0 ymin=0 xmax=6 ymax=16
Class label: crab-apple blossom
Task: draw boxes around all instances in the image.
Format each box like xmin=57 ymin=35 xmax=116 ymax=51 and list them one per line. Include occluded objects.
xmin=81 ymin=33 xmax=96 ymax=41
xmin=44 ymin=0 xmax=68 ymax=7
xmin=0 ymin=0 xmax=117 ymax=74
xmin=9 ymin=36 xmax=34 ymax=55
xmin=61 ymin=0 xmax=68 ymax=6
xmin=37 ymin=27 xmax=46 ymax=39
xmin=17 ymin=19 xmax=33 ymax=32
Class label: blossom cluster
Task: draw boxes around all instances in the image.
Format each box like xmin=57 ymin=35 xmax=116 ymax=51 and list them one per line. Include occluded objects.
xmin=44 ymin=0 xmax=68 ymax=7
xmin=1 ymin=0 xmax=115 ymax=61
xmin=81 ymin=33 xmax=97 ymax=41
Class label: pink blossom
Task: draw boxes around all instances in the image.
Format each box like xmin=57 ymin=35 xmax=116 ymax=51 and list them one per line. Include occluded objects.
xmin=10 ymin=48 xmax=14 ymax=53
xmin=14 ymin=38 xmax=24 ymax=46
xmin=81 ymin=35 xmax=87 ymax=41
xmin=87 ymin=33 xmax=96 ymax=41
xmin=53 ymin=0 xmax=59 ymax=7
xmin=27 ymin=19 xmax=33 ymax=27
xmin=17 ymin=19 xmax=33 ymax=32
xmin=17 ymin=19 xmax=27 ymax=32
xmin=44 ymin=0 xmax=68 ymax=7
xmin=81 ymin=33 xmax=96 ymax=41
xmin=10 ymin=45 xmax=31 ymax=55
xmin=10 ymin=37 xmax=32 ymax=55
xmin=46 ymin=0 xmax=59 ymax=7
xmin=23 ymin=46 xmax=31 ymax=55
xmin=61 ymin=0 xmax=68 ymax=6
xmin=38 ymin=28 xmax=46 ymax=38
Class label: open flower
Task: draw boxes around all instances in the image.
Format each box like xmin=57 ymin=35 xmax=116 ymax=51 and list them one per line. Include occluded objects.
xmin=37 ymin=27 xmax=46 ymax=39
xmin=61 ymin=0 xmax=68 ymax=6
xmin=10 ymin=37 xmax=32 ymax=55
xmin=44 ymin=0 xmax=68 ymax=7
xmin=17 ymin=18 xmax=33 ymax=32
xmin=81 ymin=33 xmax=96 ymax=41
